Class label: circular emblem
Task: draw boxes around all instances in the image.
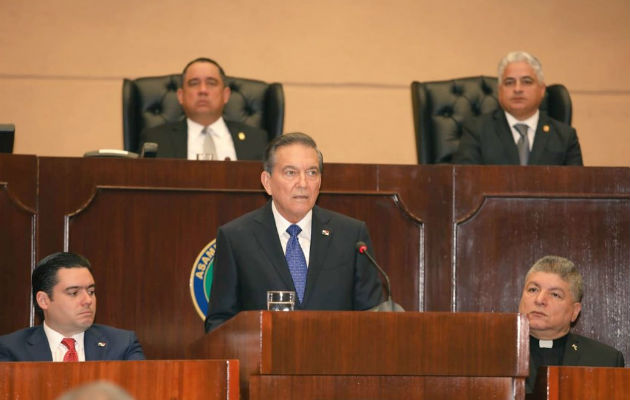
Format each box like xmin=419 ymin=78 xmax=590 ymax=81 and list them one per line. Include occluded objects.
xmin=189 ymin=239 xmax=216 ymax=320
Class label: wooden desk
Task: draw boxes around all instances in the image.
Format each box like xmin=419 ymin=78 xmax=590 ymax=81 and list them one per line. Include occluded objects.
xmin=530 ymin=366 xmax=630 ymax=400
xmin=190 ymin=311 xmax=529 ymax=400
xmin=0 ymin=359 xmax=238 ymax=400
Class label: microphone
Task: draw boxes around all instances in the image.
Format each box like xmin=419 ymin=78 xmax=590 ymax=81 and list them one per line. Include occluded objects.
xmin=140 ymin=142 xmax=158 ymax=158
xmin=356 ymin=241 xmax=404 ymax=312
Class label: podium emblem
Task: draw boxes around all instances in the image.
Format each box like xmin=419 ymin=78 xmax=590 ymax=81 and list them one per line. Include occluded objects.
xmin=189 ymin=239 xmax=217 ymax=319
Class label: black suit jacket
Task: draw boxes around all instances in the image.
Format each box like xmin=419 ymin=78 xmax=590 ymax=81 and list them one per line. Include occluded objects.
xmin=526 ymin=333 xmax=625 ymax=393
xmin=204 ymin=202 xmax=384 ymax=332
xmin=453 ymin=110 xmax=583 ymax=165
xmin=0 ymin=324 xmax=145 ymax=361
xmin=139 ymin=119 xmax=269 ymax=160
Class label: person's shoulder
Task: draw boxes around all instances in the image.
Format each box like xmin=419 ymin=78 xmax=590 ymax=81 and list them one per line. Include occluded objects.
xmin=0 ymin=326 xmax=39 ymax=342
xmin=142 ymin=120 xmax=185 ymax=135
xmin=88 ymin=324 xmax=136 ymax=338
xmin=462 ymin=109 xmax=503 ymax=130
xmin=315 ymin=206 xmax=364 ymax=227
xmin=540 ymin=113 xmax=573 ymax=133
xmin=570 ymin=333 xmax=622 ymax=355
xmin=219 ymin=203 xmax=268 ymax=231
xmin=225 ymin=120 xmax=267 ymax=135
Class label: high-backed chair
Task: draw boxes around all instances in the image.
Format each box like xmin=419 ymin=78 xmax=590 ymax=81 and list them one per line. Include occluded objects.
xmin=411 ymin=76 xmax=572 ymax=164
xmin=123 ymin=75 xmax=284 ymax=152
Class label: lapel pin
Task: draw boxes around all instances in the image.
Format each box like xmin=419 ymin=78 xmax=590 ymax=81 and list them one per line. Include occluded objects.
xmin=543 ymin=125 xmax=550 ymax=133
xmin=238 ymin=132 xmax=246 ymax=141
xmin=97 ymin=342 xmax=107 ymax=347
xmin=572 ymin=344 xmax=578 ymax=351
xmin=321 ymin=229 xmax=330 ymax=236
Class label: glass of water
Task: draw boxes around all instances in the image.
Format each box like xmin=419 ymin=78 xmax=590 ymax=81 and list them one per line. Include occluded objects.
xmin=267 ymin=291 xmax=295 ymax=311
xmin=196 ymin=153 xmax=214 ymax=160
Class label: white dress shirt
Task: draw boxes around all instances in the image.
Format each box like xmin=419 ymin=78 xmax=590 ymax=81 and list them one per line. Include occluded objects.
xmin=271 ymin=201 xmax=312 ymax=267
xmin=505 ymin=110 xmax=539 ymax=151
xmin=186 ymin=117 xmax=238 ymax=161
xmin=42 ymin=321 xmax=86 ymax=362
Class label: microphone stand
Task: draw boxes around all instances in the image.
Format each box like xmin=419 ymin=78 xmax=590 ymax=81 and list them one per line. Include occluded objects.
xmin=356 ymin=242 xmax=405 ymax=312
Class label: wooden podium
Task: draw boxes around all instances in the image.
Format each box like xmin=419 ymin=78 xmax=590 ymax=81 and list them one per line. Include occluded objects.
xmin=530 ymin=366 xmax=630 ymax=400
xmin=190 ymin=311 xmax=529 ymax=400
xmin=0 ymin=359 xmax=239 ymax=400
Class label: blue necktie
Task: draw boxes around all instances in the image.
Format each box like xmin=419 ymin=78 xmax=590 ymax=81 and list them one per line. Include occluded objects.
xmin=286 ymin=224 xmax=307 ymax=303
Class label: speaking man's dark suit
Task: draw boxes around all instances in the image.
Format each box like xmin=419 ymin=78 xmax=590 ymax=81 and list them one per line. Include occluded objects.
xmin=526 ymin=333 xmax=625 ymax=393
xmin=205 ymin=201 xmax=383 ymax=332
xmin=0 ymin=324 xmax=145 ymax=361
xmin=139 ymin=119 xmax=269 ymax=160
xmin=453 ymin=110 xmax=583 ymax=165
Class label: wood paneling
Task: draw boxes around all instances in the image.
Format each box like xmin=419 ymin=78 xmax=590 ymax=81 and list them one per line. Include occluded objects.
xmin=531 ymin=366 xmax=630 ymax=400
xmin=192 ymin=311 xmax=528 ymax=400
xmin=453 ymin=166 xmax=630 ymax=360
xmin=0 ymin=154 xmax=36 ymax=335
xmin=0 ymin=359 xmax=239 ymax=400
xmin=251 ymin=375 xmax=516 ymax=400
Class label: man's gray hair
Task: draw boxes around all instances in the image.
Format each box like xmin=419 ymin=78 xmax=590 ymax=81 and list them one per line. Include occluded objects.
xmin=498 ymin=51 xmax=545 ymax=85
xmin=524 ymin=255 xmax=583 ymax=302
xmin=263 ymin=132 xmax=324 ymax=174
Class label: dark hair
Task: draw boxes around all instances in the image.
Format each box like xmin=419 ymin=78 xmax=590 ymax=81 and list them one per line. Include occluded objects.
xmin=32 ymin=252 xmax=92 ymax=320
xmin=181 ymin=57 xmax=227 ymax=86
xmin=263 ymin=132 xmax=324 ymax=174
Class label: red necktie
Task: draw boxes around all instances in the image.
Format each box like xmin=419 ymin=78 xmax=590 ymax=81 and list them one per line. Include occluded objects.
xmin=61 ymin=338 xmax=78 ymax=362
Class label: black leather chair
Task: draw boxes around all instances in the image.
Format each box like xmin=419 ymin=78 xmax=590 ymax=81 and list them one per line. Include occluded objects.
xmin=123 ymin=75 xmax=284 ymax=152
xmin=411 ymin=76 xmax=572 ymax=164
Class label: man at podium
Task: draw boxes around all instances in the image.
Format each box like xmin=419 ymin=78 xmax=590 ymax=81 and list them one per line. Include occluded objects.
xmin=519 ymin=255 xmax=624 ymax=393
xmin=205 ymin=132 xmax=383 ymax=332
xmin=0 ymin=252 xmax=145 ymax=361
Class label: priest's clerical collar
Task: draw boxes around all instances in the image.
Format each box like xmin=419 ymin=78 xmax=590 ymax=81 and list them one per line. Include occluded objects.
xmin=531 ymin=333 xmax=569 ymax=349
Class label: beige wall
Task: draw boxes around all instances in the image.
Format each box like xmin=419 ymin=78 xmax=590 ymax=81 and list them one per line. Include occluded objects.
xmin=1 ymin=0 xmax=628 ymax=166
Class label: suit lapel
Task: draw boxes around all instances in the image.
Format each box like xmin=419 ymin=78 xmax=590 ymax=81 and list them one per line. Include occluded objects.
xmin=252 ymin=202 xmax=296 ymax=290
xmin=494 ymin=111 xmax=521 ymax=164
xmin=84 ymin=326 xmax=108 ymax=361
xmin=302 ymin=206 xmax=333 ymax=306
xmin=528 ymin=114 xmax=552 ymax=165
xmin=226 ymin=121 xmax=246 ymax=159
xmin=561 ymin=333 xmax=582 ymax=365
xmin=26 ymin=326 xmax=53 ymax=361
xmin=170 ymin=120 xmax=188 ymax=158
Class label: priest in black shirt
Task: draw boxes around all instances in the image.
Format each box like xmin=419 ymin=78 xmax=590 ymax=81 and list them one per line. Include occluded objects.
xmin=518 ymin=255 xmax=625 ymax=393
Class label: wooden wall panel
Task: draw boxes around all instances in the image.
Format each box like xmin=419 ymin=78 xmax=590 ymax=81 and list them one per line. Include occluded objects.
xmin=67 ymin=189 xmax=268 ymax=359
xmin=454 ymin=166 xmax=630 ymax=363
xmin=0 ymin=154 xmax=36 ymax=335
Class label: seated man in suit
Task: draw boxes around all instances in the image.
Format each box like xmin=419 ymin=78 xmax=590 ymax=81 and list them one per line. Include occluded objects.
xmin=453 ymin=51 xmax=583 ymax=165
xmin=519 ymin=255 xmax=624 ymax=393
xmin=0 ymin=252 xmax=145 ymax=361
xmin=205 ymin=132 xmax=384 ymax=332
xmin=139 ymin=57 xmax=268 ymax=161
